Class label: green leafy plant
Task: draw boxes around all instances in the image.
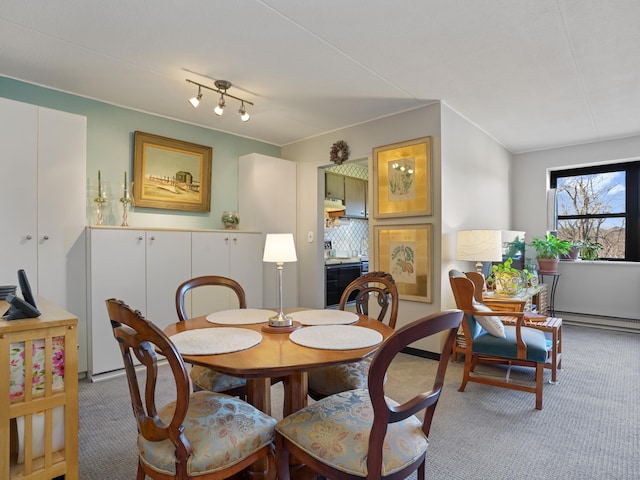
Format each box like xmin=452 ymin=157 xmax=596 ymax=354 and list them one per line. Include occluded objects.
xmin=487 ymin=257 xmax=533 ymax=295
xmin=529 ymin=233 xmax=572 ymax=259
xmin=580 ymin=241 xmax=603 ymax=261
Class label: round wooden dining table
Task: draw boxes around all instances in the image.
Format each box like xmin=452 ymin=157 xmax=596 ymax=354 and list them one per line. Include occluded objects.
xmin=164 ymin=309 xmax=394 ymax=480
xmin=163 ymin=309 xmax=394 ymax=418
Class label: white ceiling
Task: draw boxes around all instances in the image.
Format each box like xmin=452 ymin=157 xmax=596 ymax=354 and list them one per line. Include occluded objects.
xmin=1 ymin=0 xmax=639 ymax=153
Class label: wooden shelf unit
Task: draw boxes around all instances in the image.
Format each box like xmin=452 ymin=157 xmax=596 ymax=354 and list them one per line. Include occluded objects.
xmin=1 ymin=297 xmax=78 ymax=480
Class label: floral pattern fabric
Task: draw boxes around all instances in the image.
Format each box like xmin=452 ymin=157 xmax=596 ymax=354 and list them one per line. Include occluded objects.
xmin=138 ymin=391 xmax=276 ymax=476
xmin=189 ymin=365 xmax=246 ymax=392
xmin=276 ymin=389 xmax=428 ymax=477
xmin=307 ymin=359 xmax=371 ymax=396
xmin=10 ymin=337 xmax=65 ymax=402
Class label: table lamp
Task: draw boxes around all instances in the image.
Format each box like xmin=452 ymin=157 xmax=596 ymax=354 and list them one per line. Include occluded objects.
xmin=456 ymin=230 xmax=503 ymax=274
xmin=263 ymin=233 xmax=297 ymax=328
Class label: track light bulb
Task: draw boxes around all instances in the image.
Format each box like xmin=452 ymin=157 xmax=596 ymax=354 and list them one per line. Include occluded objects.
xmin=239 ymin=103 xmax=250 ymax=122
xmin=189 ymin=86 xmax=202 ymax=108
xmin=214 ymin=95 xmax=225 ymax=116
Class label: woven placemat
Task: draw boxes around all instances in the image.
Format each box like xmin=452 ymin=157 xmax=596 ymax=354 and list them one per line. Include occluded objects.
xmin=288 ymin=309 xmax=358 ymax=326
xmin=170 ymin=327 xmax=262 ymax=355
xmin=289 ymin=325 xmax=383 ymax=350
xmin=206 ymin=309 xmax=274 ymax=325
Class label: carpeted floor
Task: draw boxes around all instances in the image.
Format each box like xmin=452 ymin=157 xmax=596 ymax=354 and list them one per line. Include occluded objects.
xmin=78 ymin=325 xmax=639 ymax=479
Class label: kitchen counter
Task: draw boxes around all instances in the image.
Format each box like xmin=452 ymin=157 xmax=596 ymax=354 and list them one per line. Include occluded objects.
xmin=325 ymin=256 xmax=367 ymax=265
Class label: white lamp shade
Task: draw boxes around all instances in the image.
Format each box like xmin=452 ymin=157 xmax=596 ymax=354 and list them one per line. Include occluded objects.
xmin=456 ymin=230 xmax=503 ymax=262
xmin=263 ymin=233 xmax=297 ymax=263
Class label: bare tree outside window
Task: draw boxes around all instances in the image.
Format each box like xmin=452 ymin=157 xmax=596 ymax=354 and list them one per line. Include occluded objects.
xmin=556 ymin=172 xmax=626 ymax=259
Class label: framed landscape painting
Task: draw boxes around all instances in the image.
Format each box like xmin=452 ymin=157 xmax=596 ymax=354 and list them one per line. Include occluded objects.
xmin=133 ymin=131 xmax=212 ymax=212
xmin=374 ymin=223 xmax=432 ymax=303
xmin=372 ymin=136 xmax=432 ymax=218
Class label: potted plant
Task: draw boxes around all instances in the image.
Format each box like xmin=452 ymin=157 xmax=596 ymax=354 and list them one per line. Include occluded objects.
xmin=560 ymin=240 xmax=582 ymax=260
xmin=580 ymin=241 xmax=603 ymax=261
xmin=488 ymin=257 xmax=526 ymax=296
xmin=529 ymin=233 xmax=572 ymax=274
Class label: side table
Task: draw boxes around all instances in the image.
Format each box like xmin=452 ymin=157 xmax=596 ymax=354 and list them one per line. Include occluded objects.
xmin=538 ymin=273 xmax=560 ymax=316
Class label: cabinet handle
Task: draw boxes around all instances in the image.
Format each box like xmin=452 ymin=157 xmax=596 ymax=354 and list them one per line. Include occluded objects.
xmin=225 ymin=237 xmax=229 ymax=243
xmin=233 ymin=237 xmax=237 ymax=243
xmin=150 ymin=236 xmax=155 ymax=240
xmin=25 ymin=235 xmax=33 ymax=240
xmin=137 ymin=236 xmax=143 ymax=241
xmin=43 ymin=235 xmax=50 ymax=240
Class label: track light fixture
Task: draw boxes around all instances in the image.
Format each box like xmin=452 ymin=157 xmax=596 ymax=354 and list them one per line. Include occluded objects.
xmin=186 ymin=78 xmax=253 ymax=122
xmin=188 ymin=86 xmax=202 ymax=108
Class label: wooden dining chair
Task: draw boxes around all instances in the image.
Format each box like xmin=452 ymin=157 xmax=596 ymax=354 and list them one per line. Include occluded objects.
xmin=449 ymin=269 xmax=551 ymax=410
xmin=105 ymin=298 xmax=276 ymax=480
xmin=276 ymin=309 xmax=463 ymax=480
xmin=175 ymin=275 xmax=248 ymax=397
xmin=307 ymin=271 xmax=399 ymax=400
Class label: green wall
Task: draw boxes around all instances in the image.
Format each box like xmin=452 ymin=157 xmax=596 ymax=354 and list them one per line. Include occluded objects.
xmin=0 ymin=76 xmax=280 ymax=229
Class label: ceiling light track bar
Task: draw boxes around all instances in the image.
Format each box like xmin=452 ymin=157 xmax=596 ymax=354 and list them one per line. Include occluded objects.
xmin=186 ymin=78 xmax=253 ymax=106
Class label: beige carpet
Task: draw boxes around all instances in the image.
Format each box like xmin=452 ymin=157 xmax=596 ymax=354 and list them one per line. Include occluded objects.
xmin=78 ymin=325 xmax=639 ymax=479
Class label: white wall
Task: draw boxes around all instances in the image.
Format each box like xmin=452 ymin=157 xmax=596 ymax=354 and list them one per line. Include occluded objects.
xmin=283 ymin=102 xmax=513 ymax=352
xmin=512 ymin=134 xmax=640 ymax=319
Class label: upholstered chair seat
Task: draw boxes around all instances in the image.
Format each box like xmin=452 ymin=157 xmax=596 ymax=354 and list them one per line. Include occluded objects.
xmin=276 ymin=389 xmax=425 ymax=477
xmin=189 ymin=366 xmax=246 ymax=392
xmin=139 ymin=392 xmax=275 ymax=477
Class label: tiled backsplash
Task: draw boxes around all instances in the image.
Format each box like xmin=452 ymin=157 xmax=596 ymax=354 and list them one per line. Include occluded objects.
xmin=324 ymin=163 xmax=369 ymax=257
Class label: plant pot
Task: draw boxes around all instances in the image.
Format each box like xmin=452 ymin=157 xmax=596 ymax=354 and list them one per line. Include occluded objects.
xmin=494 ymin=272 xmax=523 ymax=296
xmin=560 ymin=246 xmax=580 ymax=260
xmin=537 ymin=257 xmax=559 ymax=274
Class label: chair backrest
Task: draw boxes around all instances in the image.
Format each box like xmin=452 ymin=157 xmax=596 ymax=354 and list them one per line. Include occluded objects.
xmin=175 ymin=275 xmax=247 ymax=322
xmin=339 ymin=271 xmax=399 ymax=328
xmin=105 ymin=299 xmax=192 ymax=468
xmin=366 ymin=309 xmax=463 ymax=477
xmin=448 ymin=269 xmax=477 ymax=311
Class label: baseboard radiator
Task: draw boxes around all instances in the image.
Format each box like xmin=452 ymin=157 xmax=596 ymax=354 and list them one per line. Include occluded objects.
xmin=555 ymin=310 xmax=640 ymax=333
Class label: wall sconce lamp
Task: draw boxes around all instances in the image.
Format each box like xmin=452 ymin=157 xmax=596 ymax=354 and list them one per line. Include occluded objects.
xmin=262 ymin=233 xmax=300 ymax=332
xmin=186 ymin=78 xmax=253 ymax=122
xmin=456 ymin=229 xmax=503 ymax=274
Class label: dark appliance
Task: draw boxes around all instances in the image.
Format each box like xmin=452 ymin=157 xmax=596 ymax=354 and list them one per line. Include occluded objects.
xmin=325 ymin=262 xmax=361 ymax=308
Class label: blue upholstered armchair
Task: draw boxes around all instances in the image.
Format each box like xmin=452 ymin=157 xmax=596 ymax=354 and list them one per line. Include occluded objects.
xmin=449 ymin=270 xmax=552 ymax=410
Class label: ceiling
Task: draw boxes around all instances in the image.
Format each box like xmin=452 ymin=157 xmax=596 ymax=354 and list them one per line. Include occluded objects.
xmin=1 ymin=0 xmax=639 ymax=154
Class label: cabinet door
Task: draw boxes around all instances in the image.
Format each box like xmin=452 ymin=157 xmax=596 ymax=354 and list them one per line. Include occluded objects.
xmin=229 ymin=233 xmax=263 ymax=308
xmin=89 ymin=228 xmax=146 ymax=376
xmin=145 ymin=230 xmax=191 ymax=329
xmin=344 ymin=177 xmax=367 ymax=218
xmin=191 ymin=231 xmax=235 ymax=316
xmin=325 ymin=172 xmax=345 ymax=200
xmin=0 ymin=98 xmax=38 ymax=285
xmin=37 ymin=107 xmax=87 ymax=307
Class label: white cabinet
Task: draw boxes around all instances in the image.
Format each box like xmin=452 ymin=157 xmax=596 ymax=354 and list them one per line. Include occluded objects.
xmin=88 ymin=228 xmax=191 ymax=377
xmin=0 ymin=98 xmax=87 ymax=370
xmin=239 ymin=153 xmax=297 ymax=308
xmin=191 ymin=231 xmax=263 ymax=316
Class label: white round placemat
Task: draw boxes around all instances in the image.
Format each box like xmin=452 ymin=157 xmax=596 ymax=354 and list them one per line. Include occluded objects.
xmin=170 ymin=328 xmax=262 ymax=355
xmin=288 ymin=309 xmax=359 ymax=326
xmin=289 ymin=325 xmax=383 ymax=350
xmin=206 ymin=309 xmax=274 ymax=325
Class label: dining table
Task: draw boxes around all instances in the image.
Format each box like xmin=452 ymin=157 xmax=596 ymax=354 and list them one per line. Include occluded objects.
xmin=163 ymin=307 xmax=394 ymax=480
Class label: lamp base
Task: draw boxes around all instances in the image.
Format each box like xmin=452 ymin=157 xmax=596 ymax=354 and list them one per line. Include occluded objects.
xmin=261 ymin=321 xmax=302 ymax=334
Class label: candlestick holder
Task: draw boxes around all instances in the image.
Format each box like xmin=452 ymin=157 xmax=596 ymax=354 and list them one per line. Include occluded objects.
xmin=94 ymin=193 xmax=108 ymax=225
xmin=120 ymin=195 xmax=132 ymax=226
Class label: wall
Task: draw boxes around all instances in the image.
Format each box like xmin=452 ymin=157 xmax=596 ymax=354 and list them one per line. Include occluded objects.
xmin=0 ymin=76 xmax=280 ymax=229
xmin=512 ymin=135 xmax=640 ymax=321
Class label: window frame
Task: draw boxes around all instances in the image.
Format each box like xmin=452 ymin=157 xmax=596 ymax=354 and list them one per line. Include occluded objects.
xmin=550 ymin=161 xmax=640 ymax=262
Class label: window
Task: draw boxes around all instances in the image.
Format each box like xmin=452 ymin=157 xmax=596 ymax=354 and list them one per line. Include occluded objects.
xmin=550 ymin=161 xmax=640 ymax=261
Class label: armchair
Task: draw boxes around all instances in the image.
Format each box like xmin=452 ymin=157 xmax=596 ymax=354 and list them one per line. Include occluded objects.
xmin=449 ymin=270 xmax=551 ymax=410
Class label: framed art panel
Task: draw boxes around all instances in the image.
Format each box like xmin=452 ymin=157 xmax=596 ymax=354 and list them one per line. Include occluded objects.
xmin=372 ymin=136 xmax=432 ymax=218
xmin=133 ymin=131 xmax=212 ymax=212
xmin=374 ymin=223 xmax=432 ymax=303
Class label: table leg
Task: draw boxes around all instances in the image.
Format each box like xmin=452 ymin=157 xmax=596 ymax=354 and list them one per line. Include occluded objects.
xmin=282 ymin=372 xmax=308 ymax=416
xmin=246 ymin=378 xmax=273 ymax=480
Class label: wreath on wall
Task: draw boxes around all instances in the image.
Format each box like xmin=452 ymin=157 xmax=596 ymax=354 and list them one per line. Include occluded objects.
xmin=330 ymin=140 xmax=350 ymax=165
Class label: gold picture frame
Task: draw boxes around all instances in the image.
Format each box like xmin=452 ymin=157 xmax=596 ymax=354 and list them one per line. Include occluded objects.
xmin=372 ymin=136 xmax=432 ymax=218
xmin=133 ymin=131 xmax=212 ymax=212
xmin=374 ymin=223 xmax=432 ymax=303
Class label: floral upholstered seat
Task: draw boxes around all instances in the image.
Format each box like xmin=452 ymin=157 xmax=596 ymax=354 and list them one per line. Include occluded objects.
xmin=139 ymin=392 xmax=275 ymax=476
xmin=277 ymin=389 xmax=425 ymax=477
